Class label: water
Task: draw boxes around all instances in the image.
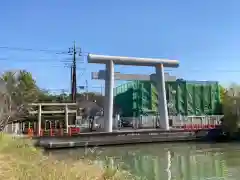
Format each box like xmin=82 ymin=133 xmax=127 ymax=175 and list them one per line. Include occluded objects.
xmin=49 ymin=143 xmax=240 ymax=180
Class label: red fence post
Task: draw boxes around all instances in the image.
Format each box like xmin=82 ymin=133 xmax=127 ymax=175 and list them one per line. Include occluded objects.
xmin=27 ymin=128 xmax=33 ymax=138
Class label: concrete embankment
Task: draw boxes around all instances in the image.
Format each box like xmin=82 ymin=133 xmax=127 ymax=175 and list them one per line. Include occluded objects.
xmin=35 ymin=129 xmax=212 ymax=149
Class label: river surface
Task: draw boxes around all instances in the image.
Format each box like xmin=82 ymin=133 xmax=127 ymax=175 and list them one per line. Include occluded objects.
xmin=48 ymin=143 xmax=240 ymax=180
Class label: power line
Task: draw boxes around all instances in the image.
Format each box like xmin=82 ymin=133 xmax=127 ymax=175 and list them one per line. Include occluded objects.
xmin=0 ymin=46 xmax=90 ymax=56
xmin=0 ymin=46 xmax=67 ymax=54
xmin=1 ymin=55 xmax=240 ymax=73
xmin=0 ymin=45 xmax=87 ymax=86
xmin=0 ymin=57 xmax=83 ymax=62
xmin=0 ymin=57 xmax=82 ymax=66
xmin=3 ymin=45 xmax=217 ymax=76
xmin=0 ymin=58 xmax=87 ymax=71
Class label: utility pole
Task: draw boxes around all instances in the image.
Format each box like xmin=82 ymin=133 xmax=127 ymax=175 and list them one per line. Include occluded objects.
xmin=70 ymin=65 xmax=73 ymax=99
xmin=100 ymin=84 xmax=103 ymax=96
xmin=72 ymin=42 xmax=77 ymax=102
xmin=85 ymin=80 xmax=89 ymax=100
xmin=68 ymin=42 xmax=81 ymax=102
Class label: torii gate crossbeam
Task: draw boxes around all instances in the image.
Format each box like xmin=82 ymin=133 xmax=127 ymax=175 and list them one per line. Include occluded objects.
xmin=87 ymin=54 xmax=179 ymax=132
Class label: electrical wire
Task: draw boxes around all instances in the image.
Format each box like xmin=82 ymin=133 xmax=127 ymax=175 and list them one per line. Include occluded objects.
xmin=0 ymin=46 xmax=90 ymax=56
xmin=0 ymin=45 xmax=86 ymax=70
xmin=0 ymin=46 xmax=68 ymax=54
xmin=0 ymin=45 xmax=90 ymax=96
xmin=2 ymin=45 xmax=240 ymax=91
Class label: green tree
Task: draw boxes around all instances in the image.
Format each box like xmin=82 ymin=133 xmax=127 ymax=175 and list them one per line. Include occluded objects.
xmin=38 ymin=91 xmax=71 ymax=103
xmin=0 ymin=70 xmax=41 ymax=130
xmin=219 ymin=85 xmax=226 ymax=103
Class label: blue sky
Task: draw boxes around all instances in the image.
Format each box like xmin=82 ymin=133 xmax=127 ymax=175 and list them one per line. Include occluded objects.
xmin=1 ymin=0 xmax=240 ymax=93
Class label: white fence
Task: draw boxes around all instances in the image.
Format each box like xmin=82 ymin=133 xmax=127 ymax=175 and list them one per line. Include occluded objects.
xmin=3 ymin=122 xmax=23 ymax=134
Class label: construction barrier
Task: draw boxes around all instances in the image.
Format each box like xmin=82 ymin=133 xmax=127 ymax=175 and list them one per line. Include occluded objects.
xmin=27 ymin=124 xmax=219 ymax=137
xmin=26 ymin=127 xmax=81 ymax=137
xmin=36 ymin=127 xmax=81 ymax=137
xmin=27 ymin=128 xmax=33 ymax=137
xmin=183 ymin=124 xmax=217 ymax=130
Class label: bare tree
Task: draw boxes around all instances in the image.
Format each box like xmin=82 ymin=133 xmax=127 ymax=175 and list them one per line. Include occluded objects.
xmin=0 ymin=70 xmax=40 ymax=131
xmin=0 ymin=89 xmax=11 ymax=131
xmin=221 ymin=83 xmax=240 ymax=134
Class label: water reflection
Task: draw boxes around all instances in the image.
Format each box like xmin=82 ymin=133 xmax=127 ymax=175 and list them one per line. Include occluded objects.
xmin=49 ymin=143 xmax=240 ymax=180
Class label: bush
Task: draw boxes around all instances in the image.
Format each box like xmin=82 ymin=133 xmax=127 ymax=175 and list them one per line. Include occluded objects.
xmin=221 ymin=84 xmax=240 ymax=135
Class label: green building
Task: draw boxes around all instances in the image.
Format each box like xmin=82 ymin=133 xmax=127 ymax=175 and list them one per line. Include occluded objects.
xmin=113 ymin=80 xmax=222 ymax=117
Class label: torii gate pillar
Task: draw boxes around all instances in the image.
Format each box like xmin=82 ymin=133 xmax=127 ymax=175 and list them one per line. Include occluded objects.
xmin=156 ymin=64 xmax=169 ymax=130
xmin=104 ymin=60 xmax=114 ymax=132
xmin=88 ymin=54 xmax=179 ymax=132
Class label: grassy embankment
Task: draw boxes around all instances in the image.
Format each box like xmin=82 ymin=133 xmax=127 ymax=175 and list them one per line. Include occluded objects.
xmin=0 ymin=133 xmax=136 ymax=180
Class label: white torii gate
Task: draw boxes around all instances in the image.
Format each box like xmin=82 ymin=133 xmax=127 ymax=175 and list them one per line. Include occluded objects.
xmin=87 ymin=54 xmax=179 ymax=132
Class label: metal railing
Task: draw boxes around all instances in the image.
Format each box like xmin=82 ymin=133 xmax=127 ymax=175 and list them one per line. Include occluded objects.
xmin=119 ymin=115 xmax=223 ymax=129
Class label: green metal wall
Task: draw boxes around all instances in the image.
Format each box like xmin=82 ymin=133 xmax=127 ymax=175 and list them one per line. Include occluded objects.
xmin=114 ymin=81 xmax=153 ymax=117
xmin=114 ymin=80 xmax=222 ymax=117
xmin=166 ymin=80 xmax=222 ymax=116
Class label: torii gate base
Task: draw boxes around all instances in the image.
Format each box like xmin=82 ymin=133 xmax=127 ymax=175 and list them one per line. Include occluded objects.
xmin=88 ymin=54 xmax=179 ymax=132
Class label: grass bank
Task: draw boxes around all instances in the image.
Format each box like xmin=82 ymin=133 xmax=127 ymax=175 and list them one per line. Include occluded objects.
xmin=0 ymin=133 xmax=136 ymax=180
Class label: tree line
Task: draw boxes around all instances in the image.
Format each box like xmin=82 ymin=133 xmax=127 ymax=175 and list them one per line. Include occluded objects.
xmin=0 ymin=70 xmax=104 ymax=131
